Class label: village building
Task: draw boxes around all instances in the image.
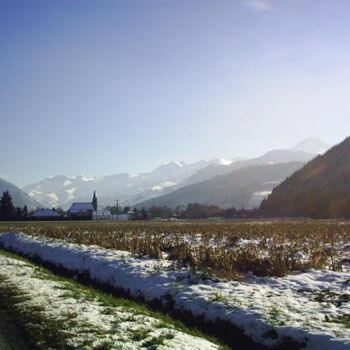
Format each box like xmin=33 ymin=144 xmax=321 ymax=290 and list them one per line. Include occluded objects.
xmin=114 ymin=211 xmax=134 ymax=221
xmin=68 ymin=202 xmax=94 ymax=219
xmin=31 ymin=209 xmax=62 ymax=220
xmin=68 ymin=191 xmax=97 ymax=219
xmin=93 ymin=210 xmax=112 ymax=220
xmin=68 ymin=191 xmax=134 ymax=221
xmin=92 ymin=210 xmax=134 ymax=221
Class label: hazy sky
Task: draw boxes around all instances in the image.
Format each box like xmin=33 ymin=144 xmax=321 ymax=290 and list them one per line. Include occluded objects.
xmin=1 ymin=0 xmax=350 ymax=186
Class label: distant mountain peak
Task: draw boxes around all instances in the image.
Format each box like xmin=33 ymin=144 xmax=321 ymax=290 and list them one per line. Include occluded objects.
xmin=292 ymin=137 xmax=330 ymax=155
xmin=151 ymin=161 xmax=187 ymax=174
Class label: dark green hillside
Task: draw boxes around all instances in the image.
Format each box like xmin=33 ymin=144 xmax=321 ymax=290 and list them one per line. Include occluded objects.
xmin=260 ymin=137 xmax=350 ymax=218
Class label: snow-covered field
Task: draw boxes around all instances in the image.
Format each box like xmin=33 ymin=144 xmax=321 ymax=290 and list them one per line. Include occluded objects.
xmin=0 ymin=252 xmax=219 ymax=350
xmin=1 ymin=232 xmax=350 ymax=350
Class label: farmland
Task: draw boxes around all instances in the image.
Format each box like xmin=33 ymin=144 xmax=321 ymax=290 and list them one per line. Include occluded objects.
xmin=1 ymin=220 xmax=350 ymax=349
xmin=1 ymin=220 xmax=350 ymax=278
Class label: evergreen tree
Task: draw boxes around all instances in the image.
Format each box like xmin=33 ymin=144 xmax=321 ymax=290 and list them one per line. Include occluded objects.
xmin=15 ymin=207 xmax=22 ymax=219
xmin=141 ymin=208 xmax=148 ymax=220
xmin=0 ymin=191 xmax=15 ymax=220
xmin=92 ymin=191 xmax=98 ymax=211
xmin=23 ymin=206 xmax=28 ymax=219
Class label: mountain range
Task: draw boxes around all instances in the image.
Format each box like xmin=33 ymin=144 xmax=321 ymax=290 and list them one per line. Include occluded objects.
xmin=21 ymin=137 xmax=330 ymax=210
xmin=136 ymin=162 xmax=305 ymax=209
xmin=135 ymin=138 xmax=330 ymax=209
xmin=23 ymin=158 xmax=238 ymax=209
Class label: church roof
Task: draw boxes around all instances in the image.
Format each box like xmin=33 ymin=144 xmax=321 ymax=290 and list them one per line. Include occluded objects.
xmin=69 ymin=203 xmax=94 ymax=211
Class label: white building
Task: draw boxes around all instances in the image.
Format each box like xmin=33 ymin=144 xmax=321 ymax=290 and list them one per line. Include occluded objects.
xmin=92 ymin=210 xmax=134 ymax=221
xmin=92 ymin=210 xmax=112 ymax=221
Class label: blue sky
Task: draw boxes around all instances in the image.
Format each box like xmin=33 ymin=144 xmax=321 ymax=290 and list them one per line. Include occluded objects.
xmin=1 ymin=0 xmax=350 ymax=186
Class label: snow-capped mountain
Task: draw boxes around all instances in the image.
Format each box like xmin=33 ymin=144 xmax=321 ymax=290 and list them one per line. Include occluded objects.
xmin=23 ymin=138 xmax=330 ymax=209
xmin=23 ymin=158 xmax=237 ymax=209
xmin=179 ymin=148 xmax=316 ymax=187
xmin=134 ymin=138 xmax=329 ymax=209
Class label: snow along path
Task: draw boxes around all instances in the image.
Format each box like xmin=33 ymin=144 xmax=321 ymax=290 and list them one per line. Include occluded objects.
xmin=0 ymin=253 xmax=219 ymax=350
xmin=1 ymin=232 xmax=350 ymax=350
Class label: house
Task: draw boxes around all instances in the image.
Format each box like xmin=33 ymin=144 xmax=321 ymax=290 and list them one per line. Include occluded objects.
xmin=93 ymin=210 xmax=112 ymax=221
xmin=68 ymin=202 xmax=94 ymax=219
xmin=31 ymin=209 xmax=62 ymax=220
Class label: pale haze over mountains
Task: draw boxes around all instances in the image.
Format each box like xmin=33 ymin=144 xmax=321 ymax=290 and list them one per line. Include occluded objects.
xmin=21 ymin=138 xmax=330 ymax=210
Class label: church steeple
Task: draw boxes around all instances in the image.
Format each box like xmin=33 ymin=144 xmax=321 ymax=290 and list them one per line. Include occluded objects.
xmin=92 ymin=191 xmax=97 ymax=211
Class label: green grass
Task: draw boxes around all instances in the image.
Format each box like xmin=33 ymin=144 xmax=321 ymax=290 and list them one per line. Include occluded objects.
xmin=209 ymin=292 xmax=229 ymax=304
xmin=0 ymin=276 xmax=68 ymax=350
xmin=325 ymin=315 xmax=350 ymax=329
xmin=130 ymin=328 xmax=150 ymax=341
xmin=142 ymin=333 xmax=175 ymax=348
xmin=268 ymin=306 xmax=285 ymax=327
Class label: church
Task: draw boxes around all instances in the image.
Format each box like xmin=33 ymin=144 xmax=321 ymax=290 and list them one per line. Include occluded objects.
xmin=67 ymin=191 xmax=97 ymax=219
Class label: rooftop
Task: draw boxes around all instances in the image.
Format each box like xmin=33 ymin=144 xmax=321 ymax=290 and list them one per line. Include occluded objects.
xmin=69 ymin=203 xmax=94 ymax=211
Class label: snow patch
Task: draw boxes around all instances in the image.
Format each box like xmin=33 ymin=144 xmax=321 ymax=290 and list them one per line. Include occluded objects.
xmin=127 ymin=173 xmax=139 ymax=178
xmin=172 ymin=161 xmax=184 ymax=168
xmin=0 ymin=254 xmax=218 ymax=350
xmin=152 ymin=182 xmax=176 ymax=191
xmin=77 ymin=175 xmax=96 ymax=182
xmin=29 ymin=190 xmax=42 ymax=197
xmin=65 ymin=188 xmax=76 ymax=201
xmin=46 ymin=192 xmax=59 ymax=201
xmin=210 ymin=158 xmax=233 ymax=166
xmin=63 ymin=180 xmax=72 ymax=186
xmin=254 ymin=191 xmax=272 ymax=197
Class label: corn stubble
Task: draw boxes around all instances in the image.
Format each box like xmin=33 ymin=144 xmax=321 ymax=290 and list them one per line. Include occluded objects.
xmin=0 ymin=221 xmax=348 ymax=279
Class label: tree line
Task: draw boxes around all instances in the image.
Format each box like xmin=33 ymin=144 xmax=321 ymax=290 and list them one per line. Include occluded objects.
xmin=146 ymin=203 xmax=260 ymax=220
xmin=106 ymin=203 xmax=260 ymax=220
xmin=0 ymin=190 xmax=260 ymax=221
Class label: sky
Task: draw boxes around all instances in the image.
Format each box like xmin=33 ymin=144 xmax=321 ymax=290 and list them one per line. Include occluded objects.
xmin=1 ymin=0 xmax=350 ymax=186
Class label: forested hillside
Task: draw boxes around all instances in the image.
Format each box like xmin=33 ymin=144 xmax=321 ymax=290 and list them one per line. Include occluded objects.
xmin=261 ymin=137 xmax=350 ymax=218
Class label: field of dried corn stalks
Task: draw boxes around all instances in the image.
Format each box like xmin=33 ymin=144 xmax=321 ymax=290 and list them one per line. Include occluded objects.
xmin=1 ymin=220 xmax=349 ymax=279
